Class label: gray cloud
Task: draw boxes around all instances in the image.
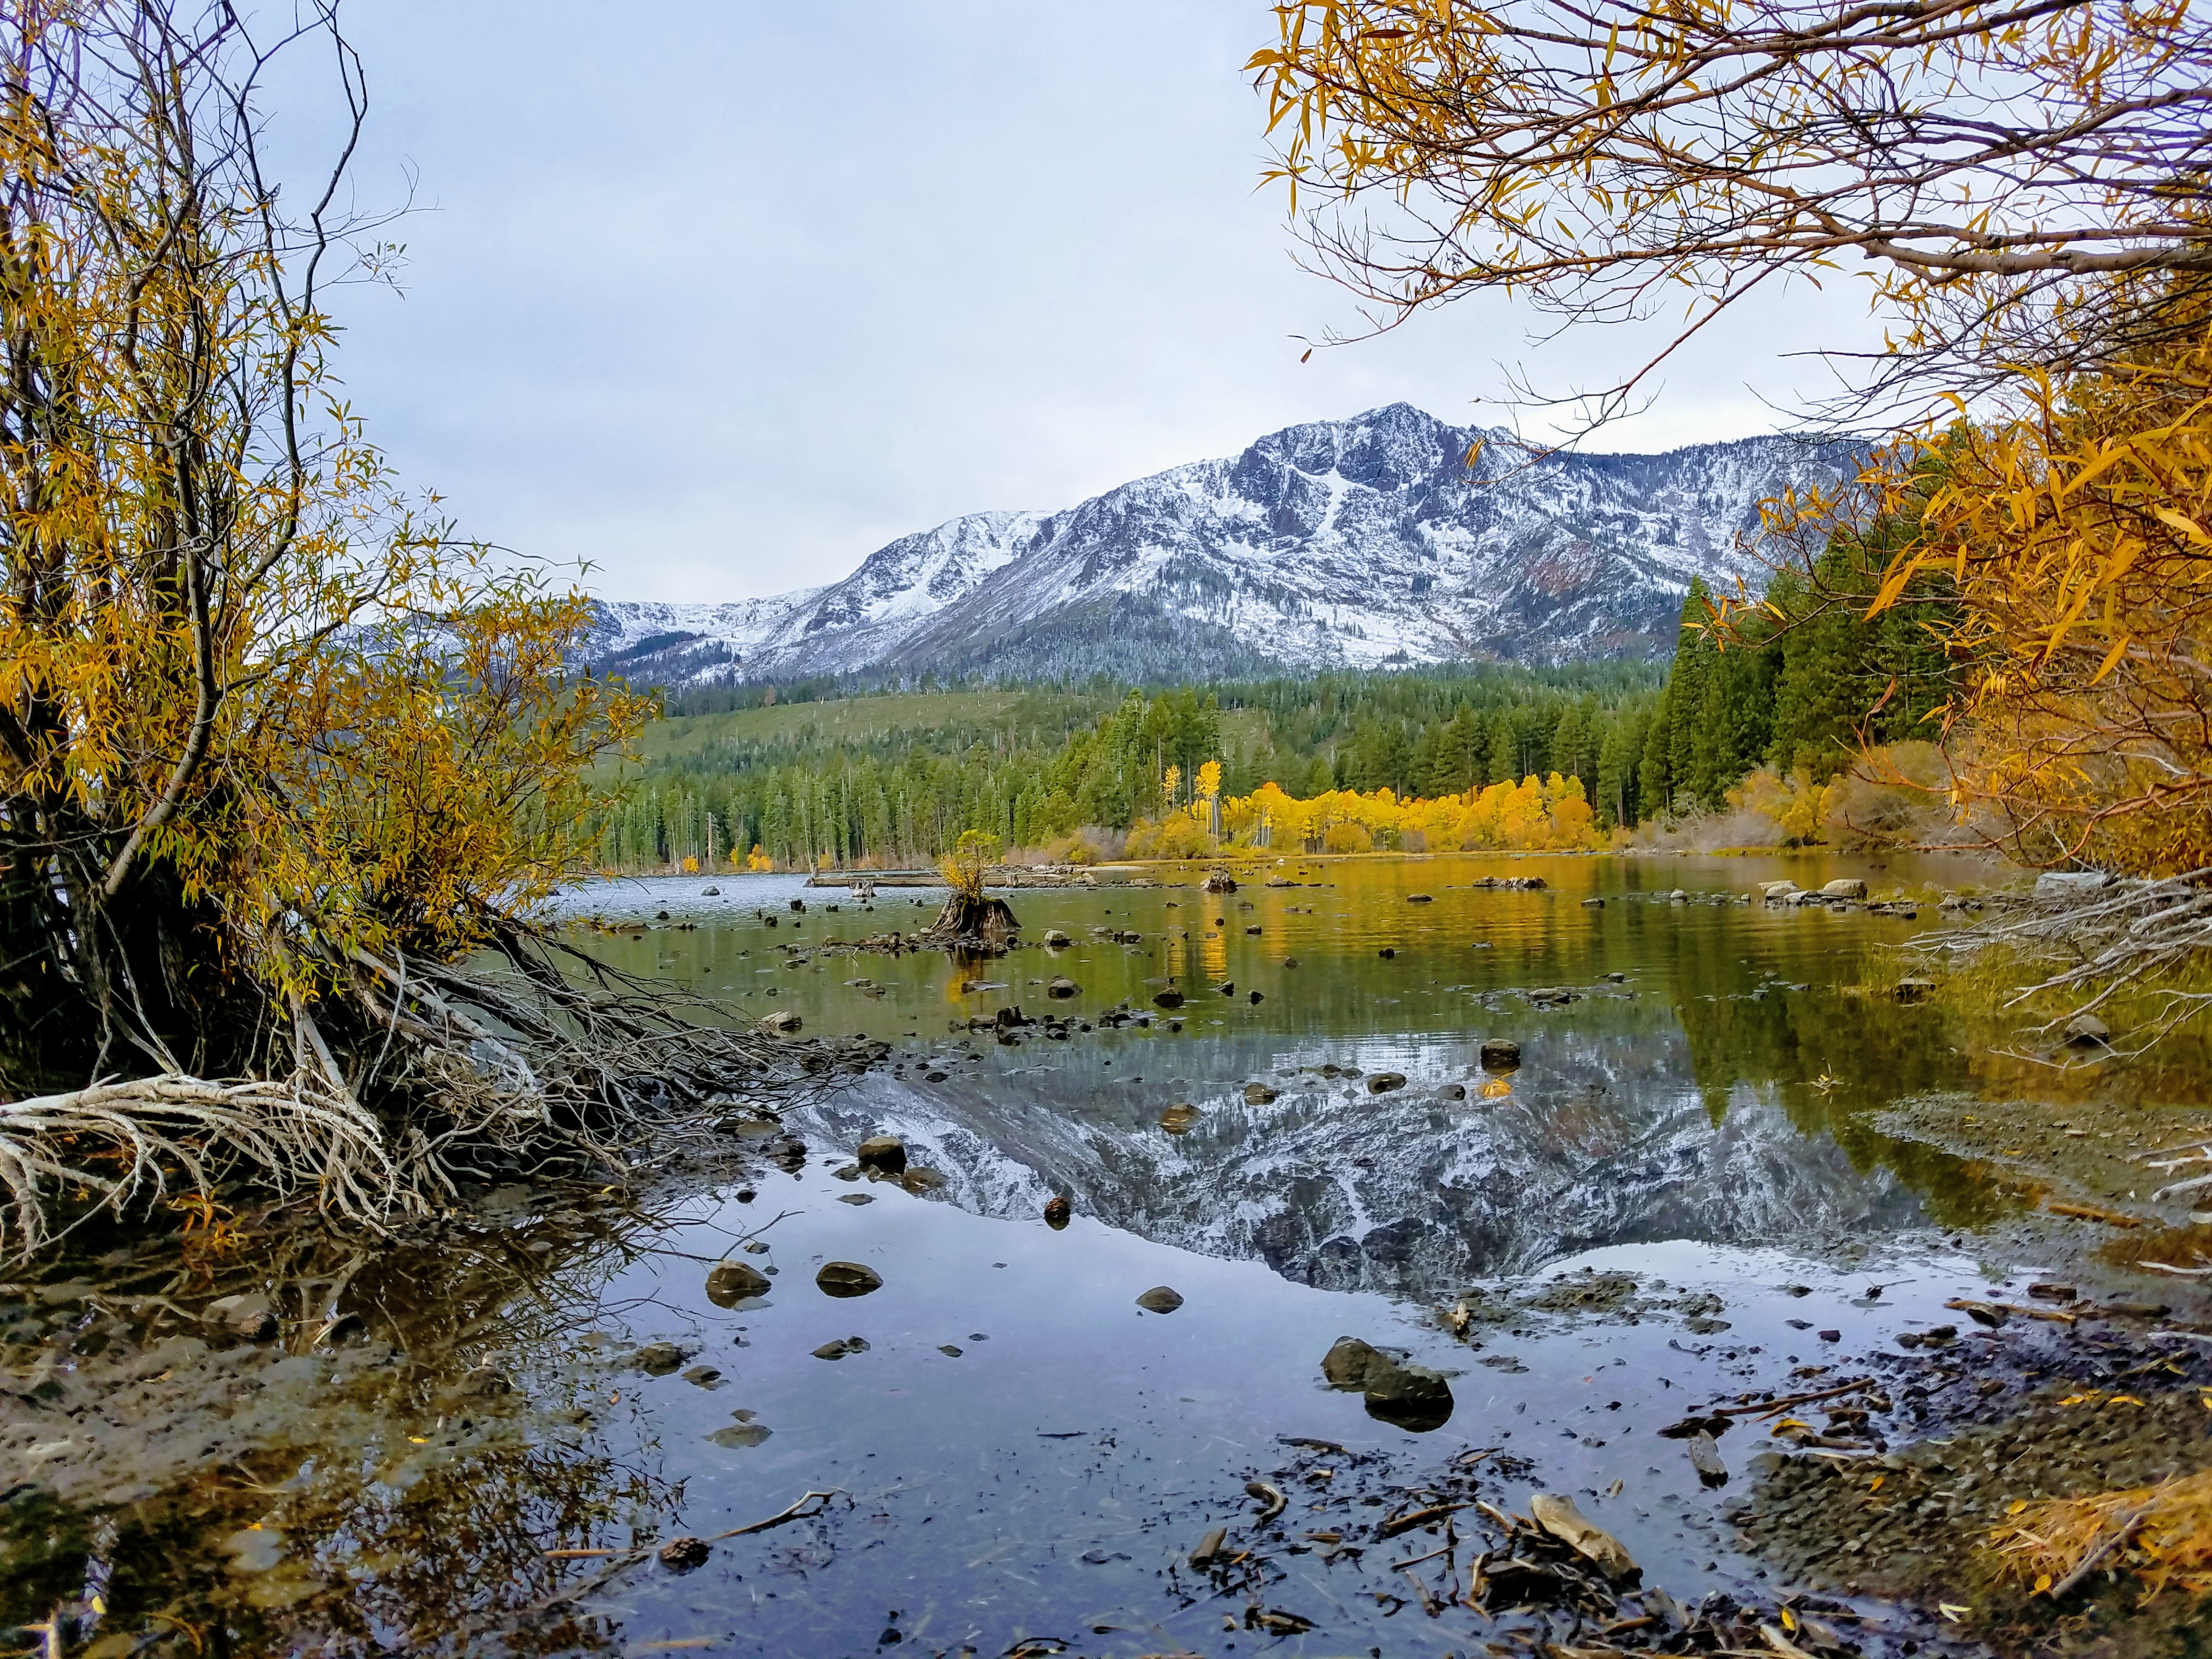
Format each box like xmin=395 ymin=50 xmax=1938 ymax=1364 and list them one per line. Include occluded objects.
xmin=290 ymin=1 xmax=1882 ymax=601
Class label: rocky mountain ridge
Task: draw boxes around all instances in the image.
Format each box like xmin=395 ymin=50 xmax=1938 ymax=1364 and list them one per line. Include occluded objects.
xmin=590 ymin=404 xmax=1857 ymax=685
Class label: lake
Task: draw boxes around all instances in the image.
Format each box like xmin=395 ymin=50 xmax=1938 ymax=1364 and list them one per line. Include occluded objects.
xmin=1 ymin=850 xmax=2101 ymax=1658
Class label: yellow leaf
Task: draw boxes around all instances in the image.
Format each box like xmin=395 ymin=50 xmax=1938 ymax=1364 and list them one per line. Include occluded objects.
xmin=2007 ymin=1498 xmax=2028 ymax=1514
xmin=2035 ymin=1573 xmax=2052 ymax=1592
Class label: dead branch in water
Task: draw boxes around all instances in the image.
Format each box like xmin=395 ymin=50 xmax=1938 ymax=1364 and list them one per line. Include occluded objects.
xmin=1911 ymin=870 xmax=2212 ymax=1047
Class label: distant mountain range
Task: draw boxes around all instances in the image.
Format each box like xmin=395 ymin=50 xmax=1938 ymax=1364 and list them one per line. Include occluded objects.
xmin=586 ymin=403 xmax=1857 ymax=686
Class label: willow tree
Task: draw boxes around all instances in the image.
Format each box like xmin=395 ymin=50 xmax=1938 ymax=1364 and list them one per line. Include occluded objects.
xmin=1249 ymin=0 xmax=2212 ymax=425
xmin=0 ymin=2 xmax=808 ymax=1250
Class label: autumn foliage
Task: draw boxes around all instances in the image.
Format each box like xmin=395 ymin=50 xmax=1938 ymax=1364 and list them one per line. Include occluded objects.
xmin=1126 ymin=771 xmax=1601 ymax=857
xmin=0 ymin=2 xmax=649 ymax=1097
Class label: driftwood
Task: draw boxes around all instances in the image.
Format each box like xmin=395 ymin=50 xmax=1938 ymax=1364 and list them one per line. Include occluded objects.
xmin=919 ymin=892 xmax=1020 ymax=949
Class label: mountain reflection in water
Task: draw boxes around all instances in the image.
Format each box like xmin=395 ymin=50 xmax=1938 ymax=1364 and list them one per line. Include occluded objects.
xmin=578 ymin=850 xmax=2015 ymax=1291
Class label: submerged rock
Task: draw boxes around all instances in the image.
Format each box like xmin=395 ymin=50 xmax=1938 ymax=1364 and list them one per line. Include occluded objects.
xmin=658 ymin=1536 xmax=712 ymax=1571
xmin=1135 ymin=1285 xmax=1184 ymax=1313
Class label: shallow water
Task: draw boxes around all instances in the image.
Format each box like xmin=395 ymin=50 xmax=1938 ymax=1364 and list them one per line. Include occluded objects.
xmin=4 ymin=850 xmax=2093 ymax=1658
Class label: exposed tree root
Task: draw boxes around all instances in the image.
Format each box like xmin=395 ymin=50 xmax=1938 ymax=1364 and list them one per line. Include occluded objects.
xmin=0 ymin=923 xmax=877 ymax=1257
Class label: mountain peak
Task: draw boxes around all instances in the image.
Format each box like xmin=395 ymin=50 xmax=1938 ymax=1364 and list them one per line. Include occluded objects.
xmin=587 ymin=410 xmax=1858 ymax=686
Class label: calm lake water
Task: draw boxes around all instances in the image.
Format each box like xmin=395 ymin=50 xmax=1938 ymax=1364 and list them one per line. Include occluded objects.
xmin=3 ymin=851 xmax=2058 ymax=1657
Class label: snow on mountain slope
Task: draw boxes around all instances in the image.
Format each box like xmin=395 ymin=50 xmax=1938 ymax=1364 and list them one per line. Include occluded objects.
xmin=589 ymin=404 xmax=1855 ymax=685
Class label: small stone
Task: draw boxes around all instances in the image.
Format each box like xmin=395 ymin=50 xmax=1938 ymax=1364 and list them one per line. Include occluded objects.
xmin=816 ymin=1261 xmax=884 ymax=1298
xmin=629 ymin=1341 xmax=688 ymax=1375
xmin=1582 ymin=897 xmax=1605 ymax=907
xmin=838 ymin=1193 xmax=875 ymax=1206
xmin=1159 ymin=1103 xmax=1201 ymax=1134
xmin=1366 ymin=1072 xmax=1407 ymax=1093
xmin=1043 ymin=929 xmax=1072 ymax=947
xmin=938 ymin=1344 xmax=963 ymax=1357
xmin=1479 ymin=1037 xmax=1521 ymax=1070
xmin=812 ymin=1339 xmax=853 ymax=1359
xmin=1407 ymin=893 xmax=1434 ymax=904
xmin=856 ymin=1135 xmax=907 ymax=1175
xmin=1043 ymin=1195 xmax=1073 ymax=1229
xmin=1377 ymin=946 xmax=1396 ymax=958
xmin=1244 ymin=1082 xmax=1278 ymax=1104
xmin=658 ymin=1536 xmax=712 ymax=1571
xmin=1152 ymin=990 xmax=1185 ymax=1009
xmin=763 ymin=1009 xmax=803 ymax=1032
xmin=1893 ymin=978 xmax=1936 ymax=1002
xmin=707 ymin=1423 xmax=771 ymax=1448
xmin=701 ymin=886 xmax=720 ymax=896
xmin=1249 ymin=989 xmax=1263 ymax=1003
xmin=705 ymin=1260 xmax=771 ymax=1307
xmin=1047 ymin=977 xmax=1080 ymax=998
xmin=681 ymin=1364 xmax=724 ymax=1388
xmin=1136 ymin=1285 xmax=1184 ymax=1313
xmin=900 ymin=1166 xmax=946 ymax=1193
xmin=1282 ymin=956 xmax=1300 ymax=968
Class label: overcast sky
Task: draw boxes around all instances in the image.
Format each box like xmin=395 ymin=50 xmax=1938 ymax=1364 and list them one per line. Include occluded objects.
xmin=296 ymin=2 xmax=1881 ymax=603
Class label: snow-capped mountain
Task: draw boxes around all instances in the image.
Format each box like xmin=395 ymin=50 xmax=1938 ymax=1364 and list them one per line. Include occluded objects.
xmin=588 ymin=404 xmax=1857 ymax=685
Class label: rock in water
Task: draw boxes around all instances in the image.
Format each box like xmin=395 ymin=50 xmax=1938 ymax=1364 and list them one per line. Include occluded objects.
xmin=1360 ymin=1355 xmax=1454 ymax=1431
xmin=1135 ymin=1285 xmax=1184 ymax=1313
xmin=704 ymin=1260 xmax=772 ymax=1307
xmin=1321 ymin=1335 xmax=1384 ymax=1389
xmin=1159 ymin=1104 xmax=1200 ymax=1134
xmin=1043 ymin=929 xmax=1072 ymax=947
xmin=763 ymin=1009 xmax=802 ymax=1032
xmin=1893 ymin=978 xmax=1936 ymax=1002
xmin=1686 ymin=1431 xmax=1729 ymax=1488
xmin=1202 ymin=871 xmax=1237 ymax=893
xmin=1243 ymin=1082 xmax=1278 ymax=1104
xmin=1043 ymin=1195 xmax=1072 ymax=1230
xmin=658 ymin=1536 xmax=712 ymax=1571
xmin=1366 ymin=1071 xmax=1407 ymax=1094
xmin=1249 ymin=989 xmax=1264 ymax=1003
xmin=629 ymin=1341 xmax=688 ymax=1375
xmin=1047 ymin=977 xmax=1080 ymax=998
xmin=1407 ymin=893 xmax=1433 ymax=903
xmin=1479 ymin=1037 xmax=1521 ymax=1070
xmin=2064 ymin=1012 xmax=2112 ymax=1047
xmin=855 ymin=1135 xmax=907 ymax=1175
xmin=1152 ymin=989 xmax=1186 ymax=1009
xmin=1530 ymin=1493 xmax=1639 ymax=1582
xmin=1821 ymin=877 xmax=1867 ymax=899
xmin=816 ymin=1261 xmax=884 ymax=1298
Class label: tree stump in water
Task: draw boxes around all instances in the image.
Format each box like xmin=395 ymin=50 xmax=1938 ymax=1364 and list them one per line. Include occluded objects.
xmin=925 ymin=893 xmax=1020 ymax=947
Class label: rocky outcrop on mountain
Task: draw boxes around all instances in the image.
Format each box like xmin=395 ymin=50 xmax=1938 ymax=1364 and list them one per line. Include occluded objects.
xmin=588 ymin=404 xmax=1857 ymax=685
